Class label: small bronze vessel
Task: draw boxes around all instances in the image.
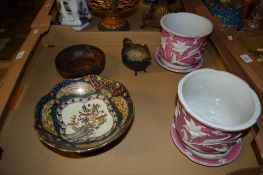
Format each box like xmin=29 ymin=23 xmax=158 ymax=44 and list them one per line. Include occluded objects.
xmin=121 ymin=38 xmax=151 ymax=76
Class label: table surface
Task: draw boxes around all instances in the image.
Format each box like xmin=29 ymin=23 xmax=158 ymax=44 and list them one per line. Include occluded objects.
xmin=0 ymin=24 xmax=259 ymax=175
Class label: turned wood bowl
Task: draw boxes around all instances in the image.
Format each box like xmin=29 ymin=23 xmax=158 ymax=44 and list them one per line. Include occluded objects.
xmin=55 ymin=44 xmax=105 ymax=79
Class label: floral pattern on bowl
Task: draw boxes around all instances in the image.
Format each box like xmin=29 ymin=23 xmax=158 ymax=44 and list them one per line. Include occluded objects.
xmin=35 ymin=75 xmax=134 ymax=153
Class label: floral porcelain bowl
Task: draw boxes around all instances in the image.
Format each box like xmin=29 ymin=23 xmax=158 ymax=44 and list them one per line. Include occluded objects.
xmin=160 ymin=12 xmax=213 ymax=68
xmin=174 ymin=69 xmax=261 ymax=161
xmin=35 ymin=75 xmax=134 ymax=153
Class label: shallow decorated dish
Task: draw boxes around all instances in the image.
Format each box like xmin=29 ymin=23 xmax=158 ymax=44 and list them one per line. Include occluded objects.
xmin=35 ymin=75 xmax=134 ymax=153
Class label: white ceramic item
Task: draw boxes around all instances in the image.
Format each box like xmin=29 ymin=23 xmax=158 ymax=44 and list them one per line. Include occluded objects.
xmin=57 ymin=0 xmax=92 ymax=31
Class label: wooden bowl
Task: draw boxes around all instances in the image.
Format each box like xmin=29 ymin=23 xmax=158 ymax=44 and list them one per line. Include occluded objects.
xmin=55 ymin=44 xmax=105 ymax=79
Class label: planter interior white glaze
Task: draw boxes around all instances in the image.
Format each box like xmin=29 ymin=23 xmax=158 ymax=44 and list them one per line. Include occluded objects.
xmin=160 ymin=12 xmax=213 ymax=37
xmin=178 ymin=69 xmax=261 ymax=131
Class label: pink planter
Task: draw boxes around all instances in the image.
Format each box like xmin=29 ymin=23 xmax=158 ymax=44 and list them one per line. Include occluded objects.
xmin=175 ymin=101 xmax=241 ymax=155
xmin=160 ymin=13 xmax=213 ymax=67
xmin=174 ymin=69 xmax=261 ymax=161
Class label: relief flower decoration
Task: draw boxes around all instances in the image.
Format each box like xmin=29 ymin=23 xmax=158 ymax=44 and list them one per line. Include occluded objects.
xmin=193 ymin=38 xmax=199 ymax=45
xmin=212 ymin=130 xmax=224 ymax=136
xmin=182 ymin=117 xmax=209 ymax=141
xmin=218 ymin=159 xmax=227 ymax=165
xmin=161 ymin=36 xmax=167 ymax=52
xmin=171 ymin=41 xmax=190 ymax=56
xmin=175 ymin=104 xmax=180 ymax=119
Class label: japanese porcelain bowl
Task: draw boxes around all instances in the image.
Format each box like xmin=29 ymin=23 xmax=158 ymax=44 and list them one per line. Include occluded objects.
xmin=55 ymin=44 xmax=105 ymax=79
xmin=174 ymin=69 xmax=261 ymax=159
xmin=160 ymin=12 xmax=213 ymax=67
xmin=35 ymin=75 xmax=134 ymax=153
